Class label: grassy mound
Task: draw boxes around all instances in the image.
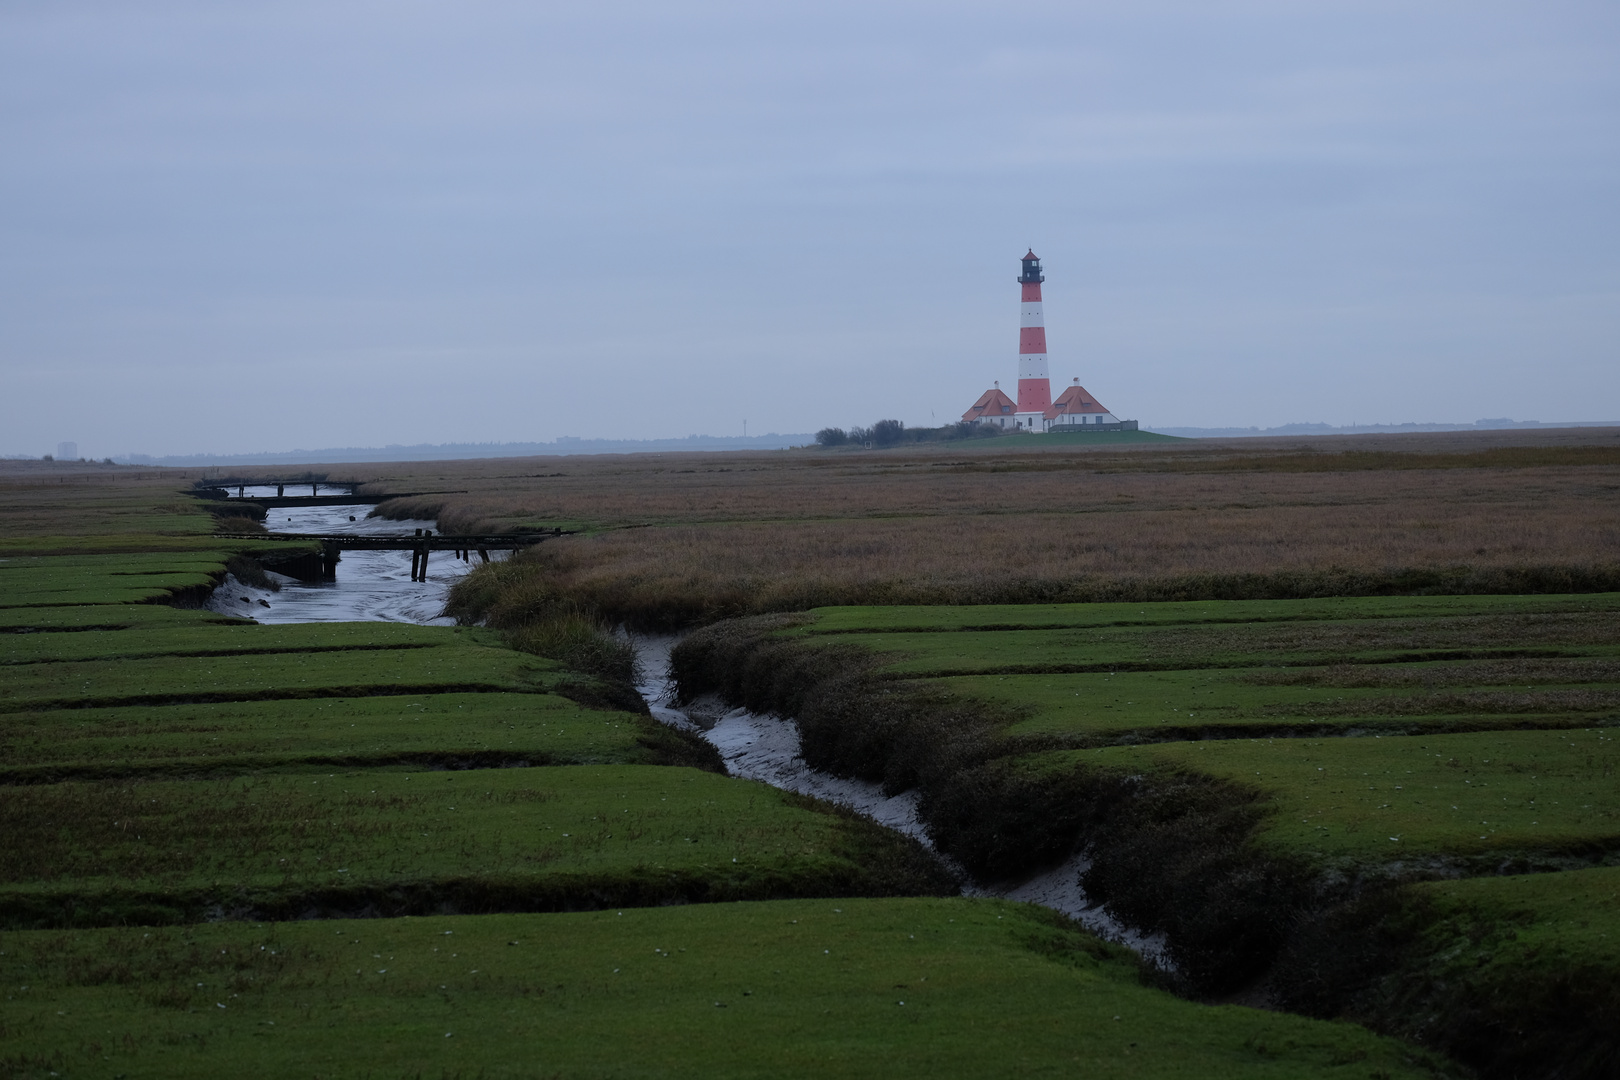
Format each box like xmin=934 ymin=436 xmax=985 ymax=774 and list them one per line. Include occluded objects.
xmin=1 ymin=619 xmax=464 ymax=664
xmin=0 ymin=692 xmax=687 ymax=782
xmin=946 ymin=662 xmax=1620 ymax=745
xmin=0 ymin=638 xmax=561 ymax=712
xmin=1272 ymin=866 xmax=1620 ymax=1078
xmin=672 ymin=597 xmax=1620 ymax=1076
xmin=0 ymin=766 xmax=954 ymax=929
xmin=0 ymin=898 xmax=1451 ymax=1080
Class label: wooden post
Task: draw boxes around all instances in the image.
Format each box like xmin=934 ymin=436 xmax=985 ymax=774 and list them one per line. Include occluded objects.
xmin=277 ymin=484 xmax=284 ymax=497
xmin=418 ymin=546 xmax=429 ymax=581
xmin=312 ymin=482 xmax=318 ymax=496
xmin=321 ymin=540 xmax=340 ymax=581
xmin=410 ymin=548 xmax=420 ymax=581
xmin=478 ymin=548 xmax=489 ymax=563
xmin=237 ymin=485 xmax=244 ymax=497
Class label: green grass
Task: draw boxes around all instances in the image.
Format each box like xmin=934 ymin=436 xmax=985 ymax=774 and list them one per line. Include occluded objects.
xmin=0 ymin=898 xmax=1449 ymax=1080
xmin=1270 ymin=865 xmax=1620 ymax=1077
xmin=1408 ymin=862 xmax=1620 ymax=978
xmin=952 ymin=661 xmax=1620 ymax=743
xmin=800 ymin=593 xmax=1620 ymax=634
xmin=0 ymin=692 xmax=666 ymax=782
xmin=0 ymin=549 xmax=306 ymax=607
xmin=0 ymin=619 xmax=486 ymax=665
xmin=829 ymin=611 xmax=1620 ymax=677
xmin=0 ymin=766 xmax=949 ymax=928
xmin=1067 ymin=728 xmax=1620 ymax=865
xmin=0 ymin=606 xmax=247 ymax=632
xmin=0 ymin=638 xmax=561 ymax=712
xmin=0 ymin=574 xmax=224 ymax=608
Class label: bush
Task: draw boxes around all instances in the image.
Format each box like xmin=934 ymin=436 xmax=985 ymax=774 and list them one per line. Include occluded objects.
xmin=223 ymin=554 xmax=280 ymax=591
xmin=214 ymin=516 xmax=268 ymax=535
xmin=871 ymin=419 xmax=905 ymax=447
xmin=815 ymin=427 xmax=849 ymax=447
xmin=445 ymin=557 xmax=637 ymax=695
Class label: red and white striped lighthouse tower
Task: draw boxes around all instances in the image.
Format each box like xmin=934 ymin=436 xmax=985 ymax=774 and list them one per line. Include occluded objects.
xmin=1014 ymin=249 xmax=1052 ymax=430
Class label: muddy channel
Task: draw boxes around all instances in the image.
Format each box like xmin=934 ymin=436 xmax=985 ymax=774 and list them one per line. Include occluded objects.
xmin=208 ymin=501 xmax=1165 ymax=963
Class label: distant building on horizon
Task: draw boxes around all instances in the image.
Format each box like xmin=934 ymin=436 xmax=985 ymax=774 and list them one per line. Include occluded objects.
xmin=962 ymin=250 xmax=1134 ymax=432
xmin=56 ymin=441 xmax=77 ymax=460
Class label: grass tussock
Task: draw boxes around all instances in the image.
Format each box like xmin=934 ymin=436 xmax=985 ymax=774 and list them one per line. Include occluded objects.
xmin=1269 ymin=867 xmax=1620 ymax=1080
xmin=223 ymin=553 xmax=279 ymax=591
xmin=445 ymin=558 xmax=642 ymax=713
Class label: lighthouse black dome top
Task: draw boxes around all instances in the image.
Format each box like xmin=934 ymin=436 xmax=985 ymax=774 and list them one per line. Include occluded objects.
xmin=1018 ymin=249 xmax=1044 ymax=284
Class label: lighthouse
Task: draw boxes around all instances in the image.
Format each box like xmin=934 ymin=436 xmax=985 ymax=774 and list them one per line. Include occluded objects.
xmin=962 ymin=249 xmax=1134 ymax=433
xmin=1013 ymin=250 xmax=1052 ymax=430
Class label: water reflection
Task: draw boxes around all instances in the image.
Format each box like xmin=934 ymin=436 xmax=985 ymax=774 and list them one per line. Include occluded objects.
xmin=208 ymin=503 xmax=497 ymax=625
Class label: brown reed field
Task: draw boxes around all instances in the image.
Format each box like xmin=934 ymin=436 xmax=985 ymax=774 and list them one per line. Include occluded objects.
xmin=323 ymin=426 xmax=1620 ymax=627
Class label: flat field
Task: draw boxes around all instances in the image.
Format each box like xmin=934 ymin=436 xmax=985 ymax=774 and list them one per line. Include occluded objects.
xmin=0 ymin=898 xmax=1447 ymax=1080
xmin=0 ymin=636 xmax=559 ymax=711
xmin=669 ymin=584 xmax=1620 ymax=1074
xmin=0 ymin=692 xmax=660 ymax=781
xmin=9 ymin=442 xmax=1617 ymax=1077
xmin=798 ymin=593 xmax=1620 ymax=745
xmin=0 ymin=766 xmax=948 ymax=928
xmin=350 ymin=426 xmax=1620 ymax=626
xmin=769 ymin=595 xmax=1620 ymax=869
xmin=1069 ymin=727 xmax=1620 ymax=864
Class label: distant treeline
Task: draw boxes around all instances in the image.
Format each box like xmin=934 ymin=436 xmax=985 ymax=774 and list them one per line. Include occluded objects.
xmin=815 ymin=420 xmax=1003 ymax=448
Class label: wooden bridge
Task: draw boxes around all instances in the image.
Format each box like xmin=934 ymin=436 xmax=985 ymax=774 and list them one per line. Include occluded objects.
xmin=217 ymin=528 xmax=572 ymax=582
xmin=198 ymin=484 xmax=467 ymax=510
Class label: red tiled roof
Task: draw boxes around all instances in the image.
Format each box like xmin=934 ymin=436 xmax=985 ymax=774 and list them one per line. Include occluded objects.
xmin=962 ymin=387 xmax=1017 ymax=423
xmin=1044 ymin=383 xmax=1111 ymax=419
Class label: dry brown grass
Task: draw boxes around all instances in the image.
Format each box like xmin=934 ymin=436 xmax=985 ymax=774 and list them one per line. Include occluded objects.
xmin=388 ymin=428 xmax=1620 ymax=627
xmin=343 ymin=427 xmax=1620 ymax=531
xmin=8 ymin=429 xmax=1613 ymax=624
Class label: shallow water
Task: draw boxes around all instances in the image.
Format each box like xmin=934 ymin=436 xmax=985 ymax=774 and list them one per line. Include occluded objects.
xmin=630 ymin=634 xmax=1169 ymax=963
xmin=207 ymin=502 xmax=495 ymax=625
xmin=207 ymin=519 xmax=1162 ymax=960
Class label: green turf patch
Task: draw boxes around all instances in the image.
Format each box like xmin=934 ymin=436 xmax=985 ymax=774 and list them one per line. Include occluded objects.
xmin=0 ymin=606 xmax=247 ymax=633
xmin=1405 ymin=863 xmax=1620 ymax=975
xmin=0 ymin=549 xmax=305 ymax=607
xmin=0 ymin=899 xmax=1449 ymax=1079
xmin=1270 ymin=866 xmax=1620 ymax=1078
xmin=952 ymin=661 xmax=1620 ymax=744
xmin=0 ymin=620 xmax=489 ymax=665
xmin=800 ymin=593 xmax=1620 ymax=634
xmin=836 ymin=610 xmax=1620 ymax=677
xmin=0 ymin=638 xmax=560 ymax=712
xmin=1074 ymin=728 xmax=1620 ymax=867
xmin=0 ymin=766 xmax=953 ymax=928
xmin=0 ymin=692 xmax=674 ymax=782
xmin=0 ymin=574 xmax=224 ymax=608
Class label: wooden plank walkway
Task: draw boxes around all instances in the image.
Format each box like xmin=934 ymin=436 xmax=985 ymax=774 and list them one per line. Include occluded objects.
xmin=200 ymin=488 xmax=468 ymax=509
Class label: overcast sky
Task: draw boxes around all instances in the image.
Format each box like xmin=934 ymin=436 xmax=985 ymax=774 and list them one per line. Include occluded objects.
xmin=2 ymin=1 xmax=1617 ymax=457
